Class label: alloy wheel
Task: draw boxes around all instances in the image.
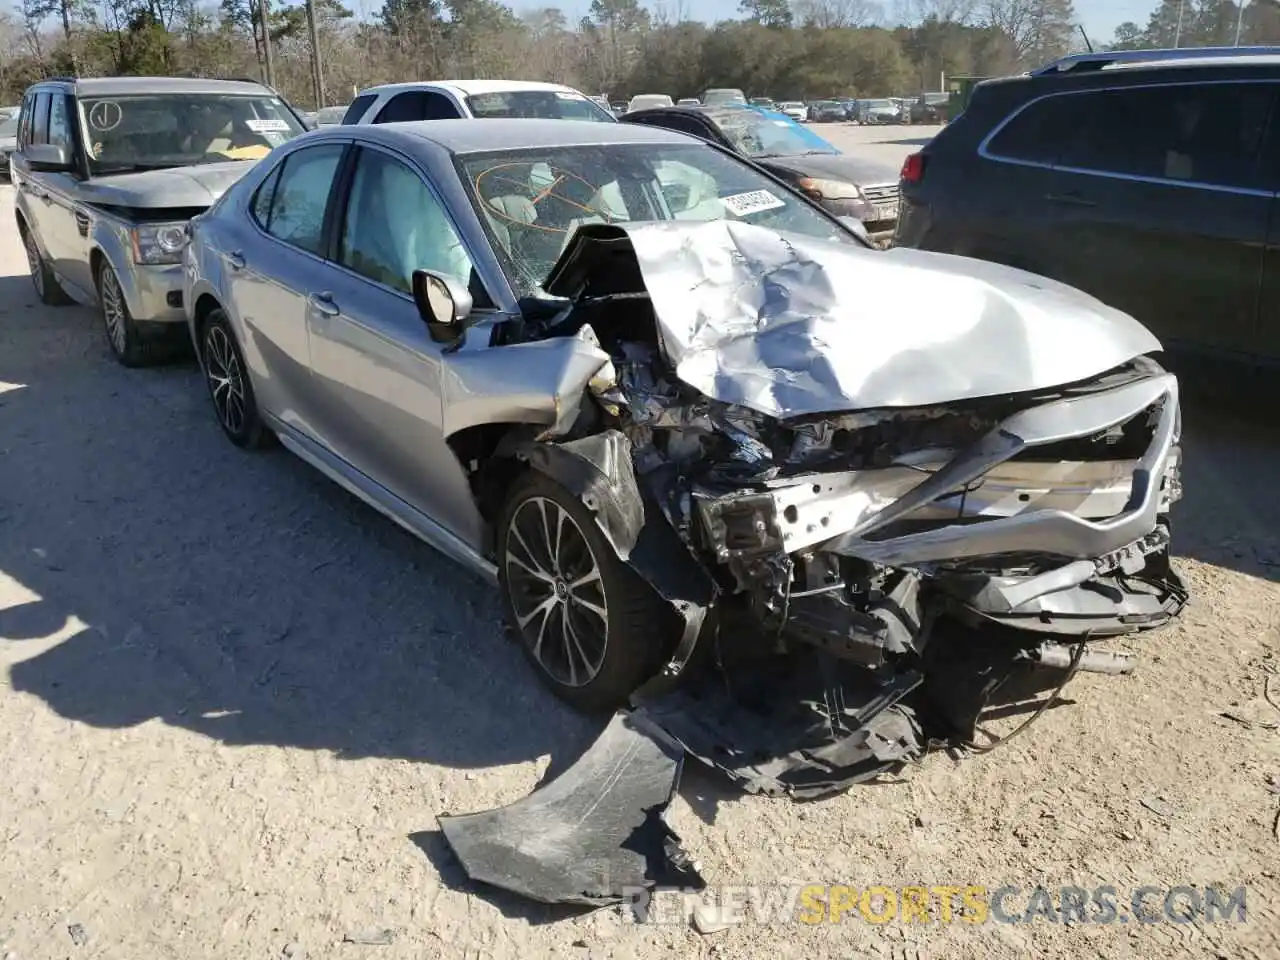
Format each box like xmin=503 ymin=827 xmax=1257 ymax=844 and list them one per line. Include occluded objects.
xmin=504 ymin=496 xmax=609 ymax=688
xmin=100 ymin=268 xmax=127 ymax=355
xmin=203 ymin=325 xmax=246 ymax=436
xmin=24 ymin=232 xmax=43 ymax=298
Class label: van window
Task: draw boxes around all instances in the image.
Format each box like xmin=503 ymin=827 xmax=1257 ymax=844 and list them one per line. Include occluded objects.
xmin=1055 ymin=83 xmax=1274 ymax=191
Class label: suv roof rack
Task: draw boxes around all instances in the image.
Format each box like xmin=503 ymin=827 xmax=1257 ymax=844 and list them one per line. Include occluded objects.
xmin=1032 ymin=46 xmax=1280 ymax=76
xmin=41 ymin=75 xmax=79 ymax=83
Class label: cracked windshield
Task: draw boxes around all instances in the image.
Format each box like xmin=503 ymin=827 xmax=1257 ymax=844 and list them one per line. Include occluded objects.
xmin=79 ymin=94 xmax=307 ymax=174
xmin=718 ymin=111 xmax=839 ymax=158
xmin=461 ymin=142 xmax=858 ymax=291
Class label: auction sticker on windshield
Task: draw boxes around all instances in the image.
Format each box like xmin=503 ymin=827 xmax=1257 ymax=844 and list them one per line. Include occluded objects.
xmin=246 ymin=118 xmax=290 ymax=133
xmin=721 ymin=189 xmax=786 ymax=216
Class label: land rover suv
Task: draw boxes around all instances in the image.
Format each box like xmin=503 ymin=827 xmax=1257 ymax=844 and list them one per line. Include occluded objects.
xmin=894 ymin=47 xmax=1280 ymax=390
xmin=11 ymin=76 xmax=307 ymax=365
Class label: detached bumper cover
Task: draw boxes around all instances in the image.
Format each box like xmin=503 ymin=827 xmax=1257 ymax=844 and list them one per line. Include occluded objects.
xmin=438 ymin=713 xmax=703 ymax=906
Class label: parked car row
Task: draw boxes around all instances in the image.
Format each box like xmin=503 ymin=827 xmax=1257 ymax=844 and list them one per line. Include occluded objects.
xmin=7 ymin=68 xmax=1190 ymax=902
xmin=619 ymin=102 xmax=901 ymax=243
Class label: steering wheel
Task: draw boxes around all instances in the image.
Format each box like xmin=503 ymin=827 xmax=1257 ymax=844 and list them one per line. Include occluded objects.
xmin=475 ymin=162 xmax=613 ymax=236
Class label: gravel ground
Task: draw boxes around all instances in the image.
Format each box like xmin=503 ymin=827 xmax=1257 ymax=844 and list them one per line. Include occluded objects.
xmin=1 ymin=169 xmax=1278 ymax=960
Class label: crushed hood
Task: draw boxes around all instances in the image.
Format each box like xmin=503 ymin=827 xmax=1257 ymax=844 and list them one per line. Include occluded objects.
xmin=543 ymin=220 xmax=1163 ymax=419
xmin=77 ymin=160 xmax=257 ymax=209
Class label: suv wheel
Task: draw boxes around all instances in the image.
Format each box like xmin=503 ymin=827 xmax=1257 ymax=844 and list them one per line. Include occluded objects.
xmin=497 ymin=471 xmax=674 ymax=713
xmin=97 ymin=262 xmax=158 ymax=367
xmin=200 ymin=309 xmax=272 ymax=449
xmin=22 ymin=225 xmax=71 ymax=306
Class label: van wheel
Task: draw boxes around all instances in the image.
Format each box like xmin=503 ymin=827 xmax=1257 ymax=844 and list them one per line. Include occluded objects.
xmin=98 ymin=262 xmax=158 ymax=367
xmin=497 ymin=471 xmax=675 ymax=714
xmin=22 ymin=225 xmax=71 ymax=306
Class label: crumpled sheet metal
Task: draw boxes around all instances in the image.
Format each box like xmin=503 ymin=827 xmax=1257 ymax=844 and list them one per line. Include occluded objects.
xmin=438 ymin=711 xmax=703 ymax=906
xmin=546 ymin=221 xmax=1162 ymax=419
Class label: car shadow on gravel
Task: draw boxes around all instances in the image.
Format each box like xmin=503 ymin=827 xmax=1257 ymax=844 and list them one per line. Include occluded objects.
xmin=0 ymin=272 xmax=597 ymax=775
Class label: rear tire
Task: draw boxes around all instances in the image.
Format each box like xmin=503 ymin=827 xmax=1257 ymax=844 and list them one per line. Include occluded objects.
xmin=497 ymin=471 xmax=675 ymax=714
xmin=22 ymin=224 xmax=72 ymax=306
xmin=200 ymin=308 xmax=272 ymax=450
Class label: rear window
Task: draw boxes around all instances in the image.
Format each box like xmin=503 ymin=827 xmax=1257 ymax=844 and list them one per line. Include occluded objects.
xmin=464 ymin=89 xmax=615 ymax=122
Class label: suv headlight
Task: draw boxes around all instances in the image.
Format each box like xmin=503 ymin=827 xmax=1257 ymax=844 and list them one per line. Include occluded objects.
xmin=131 ymin=223 xmax=189 ymax=265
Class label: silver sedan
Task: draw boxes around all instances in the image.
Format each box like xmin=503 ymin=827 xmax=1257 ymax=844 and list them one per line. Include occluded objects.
xmin=183 ymin=118 xmax=1186 ymax=733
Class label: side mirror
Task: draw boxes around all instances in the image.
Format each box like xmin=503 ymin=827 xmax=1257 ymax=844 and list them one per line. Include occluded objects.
xmin=838 ymin=215 xmax=871 ymax=242
xmin=412 ymin=269 xmax=473 ymax=343
xmin=25 ymin=143 xmax=72 ymax=172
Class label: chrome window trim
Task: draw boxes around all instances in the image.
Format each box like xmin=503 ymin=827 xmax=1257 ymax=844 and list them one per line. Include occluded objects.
xmin=976 ymin=77 xmax=1280 ymax=199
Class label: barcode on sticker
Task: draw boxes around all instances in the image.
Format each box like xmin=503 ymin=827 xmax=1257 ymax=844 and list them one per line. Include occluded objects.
xmin=720 ymin=189 xmax=786 ymax=216
xmin=247 ymin=118 xmax=290 ymax=133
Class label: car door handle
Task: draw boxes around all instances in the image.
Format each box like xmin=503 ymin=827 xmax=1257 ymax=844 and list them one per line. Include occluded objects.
xmin=308 ymin=292 xmax=339 ymax=316
xmin=1045 ymin=192 xmax=1097 ymax=208
xmin=226 ymin=250 xmax=245 ymax=271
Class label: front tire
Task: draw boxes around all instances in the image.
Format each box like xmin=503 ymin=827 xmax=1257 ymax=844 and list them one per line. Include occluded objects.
xmin=22 ymin=224 xmax=72 ymax=306
xmin=497 ymin=471 xmax=674 ymax=713
xmin=200 ymin=309 xmax=272 ymax=450
xmin=97 ymin=261 xmax=158 ymax=367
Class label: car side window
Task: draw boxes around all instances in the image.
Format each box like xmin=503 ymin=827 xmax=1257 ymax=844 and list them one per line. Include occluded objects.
xmin=47 ymin=94 xmax=72 ymax=150
xmin=338 ymin=148 xmax=475 ymax=294
xmin=259 ymin=143 xmax=344 ymax=255
xmin=985 ymin=94 xmax=1086 ymax=165
xmin=250 ymin=163 xmax=283 ymax=227
xmin=30 ymin=93 xmax=50 ymax=146
xmin=342 ymin=93 xmax=377 ymax=125
xmin=1056 ymin=83 xmax=1273 ymax=190
xmin=373 ymin=91 xmax=461 ymax=123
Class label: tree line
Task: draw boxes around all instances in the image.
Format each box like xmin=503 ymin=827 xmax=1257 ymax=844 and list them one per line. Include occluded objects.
xmin=1 ymin=0 xmax=1279 ymax=110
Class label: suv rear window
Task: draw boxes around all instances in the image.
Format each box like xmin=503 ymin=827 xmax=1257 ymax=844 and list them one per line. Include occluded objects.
xmin=985 ymin=93 xmax=1087 ymax=165
xmin=1054 ymin=83 xmax=1273 ymax=190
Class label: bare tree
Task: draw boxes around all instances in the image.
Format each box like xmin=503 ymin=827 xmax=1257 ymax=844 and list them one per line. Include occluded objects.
xmin=982 ymin=0 xmax=1075 ymax=66
xmin=894 ymin=0 xmax=976 ymax=23
xmin=793 ymin=0 xmax=884 ymax=28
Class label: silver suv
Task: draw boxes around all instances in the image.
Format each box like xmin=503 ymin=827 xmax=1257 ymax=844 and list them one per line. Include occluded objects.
xmin=11 ymin=76 xmax=307 ymax=365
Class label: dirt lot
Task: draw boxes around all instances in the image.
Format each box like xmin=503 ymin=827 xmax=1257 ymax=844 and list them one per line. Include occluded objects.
xmin=1 ymin=171 xmax=1278 ymax=960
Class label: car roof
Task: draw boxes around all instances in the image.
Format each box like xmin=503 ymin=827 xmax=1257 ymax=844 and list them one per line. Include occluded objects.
xmin=1034 ymin=45 xmax=1280 ymax=75
xmin=352 ymin=117 xmax=702 ymax=153
xmin=34 ymin=76 xmax=274 ymax=97
xmin=359 ymin=79 xmax=588 ymax=98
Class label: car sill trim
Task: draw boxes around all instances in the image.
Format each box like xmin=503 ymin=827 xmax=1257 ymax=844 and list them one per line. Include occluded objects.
xmin=270 ymin=416 xmax=498 ymax=584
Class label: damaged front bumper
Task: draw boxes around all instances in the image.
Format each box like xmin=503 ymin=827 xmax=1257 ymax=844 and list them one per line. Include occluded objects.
xmin=695 ymin=368 xmax=1186 ymax=639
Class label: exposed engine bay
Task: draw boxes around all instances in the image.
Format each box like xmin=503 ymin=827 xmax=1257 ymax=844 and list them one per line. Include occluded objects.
xmin=439 ymin=220 xmax=1189 ymax=907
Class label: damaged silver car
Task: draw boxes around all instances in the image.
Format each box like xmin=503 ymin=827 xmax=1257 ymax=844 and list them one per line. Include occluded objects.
xmin=185 ymin=118 xmax=1186 ymax=904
